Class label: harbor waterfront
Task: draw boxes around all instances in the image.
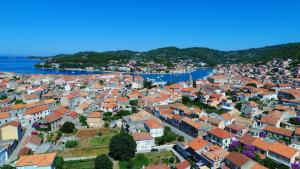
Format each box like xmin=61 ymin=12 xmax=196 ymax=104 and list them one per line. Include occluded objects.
xmin=0 ymin=56 xmax=214 ymax=83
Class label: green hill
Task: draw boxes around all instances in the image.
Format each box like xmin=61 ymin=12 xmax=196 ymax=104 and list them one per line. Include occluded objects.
xmin=35 ymin=42 xmax=300 ymax=69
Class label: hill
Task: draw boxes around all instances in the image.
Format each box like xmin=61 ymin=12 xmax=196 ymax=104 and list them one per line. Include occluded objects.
xmin=35 ymin=42 xmax=300 ymax=70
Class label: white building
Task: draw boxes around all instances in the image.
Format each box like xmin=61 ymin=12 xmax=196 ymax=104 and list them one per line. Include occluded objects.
xmin=132 ymin=132 xmax=155 ymax=152
xmin=240 ymin=101 xmax=259 ymax=118
xmin=144 ymin=119 xmax=164 ymax=138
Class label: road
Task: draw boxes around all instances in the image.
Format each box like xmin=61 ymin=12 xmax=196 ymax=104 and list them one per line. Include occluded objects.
xmin=6 ymin=125 xmax=33 ymax=164
xmin=163 ymin=122 xmax=193 ymax=141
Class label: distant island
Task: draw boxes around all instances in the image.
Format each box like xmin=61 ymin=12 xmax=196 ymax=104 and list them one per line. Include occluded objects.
xmin=34 ymin=42 xmax=300 ymax=74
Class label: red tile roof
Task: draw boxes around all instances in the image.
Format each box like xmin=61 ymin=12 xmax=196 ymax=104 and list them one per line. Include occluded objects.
xmin=132 ymin=132 xmax=153 ymax=141
xmin=207 ymin=128 xmax=234 ymax=139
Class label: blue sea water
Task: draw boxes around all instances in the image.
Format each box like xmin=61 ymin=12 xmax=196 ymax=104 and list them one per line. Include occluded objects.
xmin=0 ymin=57 xmax=213 ymax=83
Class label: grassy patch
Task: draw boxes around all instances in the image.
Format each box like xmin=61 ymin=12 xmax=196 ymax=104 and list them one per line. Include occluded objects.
xmin=58 ymin=128 xmax=119 ymax=158
xmin=119 ymin=151 xmax=176 ymax=169
xmin=63 ymin=159 xmax=95 ymax=169
xmin=90 ymin=136 xmax=112 ymax=147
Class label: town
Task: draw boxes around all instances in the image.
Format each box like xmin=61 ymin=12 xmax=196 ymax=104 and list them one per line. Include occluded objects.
xmin=0 ymin=58 xmax=300 ymax=169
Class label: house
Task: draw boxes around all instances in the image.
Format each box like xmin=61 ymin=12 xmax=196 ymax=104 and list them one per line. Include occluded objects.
xmin=207 ymin=117 xmax=225 ymax=129
xmin=16 ymin=152 xmax=57 ymax=169
xmin=87 ymin=112 xmax=103 ymax=128
xmin=43 ymin=113 xmax=63 ymax=131
xmin=0 ymin=112 xmax=10 ymax=125
xmin=144 ymin=119 xmax=164 ymax=138
xmin=201 ymin=146 xmax=229 ymax=169
xmin=116 ymin=97 xmax=130 ymax=108
xmin=293 ymin=128 xmax=300 ymax=144
xmin=175 ymin=160 xmax=190 ymax=169
xmin=224 ymin=152 xmax=267 ymax=169
xmin=23 ymin=105 xmax=51 ymax=125
xmin=61 ymin=93 xmax=80 ymax=109
xmin=22 ymin=94 xmax=40 ymax=104
xmin=145 ymin=164 xmax=169 ymax=169
xmin=239 ymin=135 xmax=271 ymax=156
xmin=262 ymin=125 xmax=293 ymax=143
xmin=225 ymin=123 xmax=248 ymax=136
xmin=240 ymin=101 xmax=259 ymax=118
xmin=205 ymin=128 xmax=234 ymax=149
xmin=186 ymin=137 xmax=212 ymax=161
xmin=75 ymin=102 xmax=91 ymax=114
xmin=100 ymin=102 xmax=118 ymax=112
xmin=267 ymin=142 xmax=299 ymax=167
xmin=132 ymin=132 xmax=155 ymax=152
xmin=220 ymin=113 xmax=235 ymax=126
xmin=0 ymin=120 xmax=23 ymax=141
xmin=180 ymin=117 xmax=210 ymax=137
xmin=23 ymin=135 xmax=42 ymax=152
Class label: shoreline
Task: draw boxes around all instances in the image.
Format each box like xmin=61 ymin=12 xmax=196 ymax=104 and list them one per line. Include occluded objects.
xmin=35 ymin=66 xmax=214 ymax=75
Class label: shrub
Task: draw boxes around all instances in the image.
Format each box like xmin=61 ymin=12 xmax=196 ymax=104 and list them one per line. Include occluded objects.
xmin=65 ymin=140 xmax=78 ymax=148
xmin=60 ymin=122 xmax=75 ymax=133
xmin=95 ymin=154 xmax=113 ymax=169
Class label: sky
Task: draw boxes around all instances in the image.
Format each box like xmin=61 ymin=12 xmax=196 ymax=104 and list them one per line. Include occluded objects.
xmin=0 ymin=0 xmax=300 ymax=56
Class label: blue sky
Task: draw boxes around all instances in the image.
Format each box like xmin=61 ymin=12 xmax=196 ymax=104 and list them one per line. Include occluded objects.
xmin=0 ymin=0 xmax=300 ymax=56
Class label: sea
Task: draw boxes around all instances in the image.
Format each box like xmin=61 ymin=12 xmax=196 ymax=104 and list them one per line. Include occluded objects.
xmin=0 ymin=56 xmax=214 ymax=83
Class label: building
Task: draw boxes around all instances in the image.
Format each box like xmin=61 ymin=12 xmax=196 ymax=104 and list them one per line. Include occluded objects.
xmin=16 ymin=153 xmax=57 ymax=169
xmin=0 ymin=120 xmax=23 ymax=141
xmin=24 ymin=105 xmax=51 ymax=125
xmin=240 ymin=101 xmax=259 ymax=118
xmin=205 ymin=128 xmax=234 ymax=149
xmin=224 ymin=152 xmax=267 ymax=169
xmin=262 ymin=125 xmax=293 ymax=143
xmin=132 ymin=132 xmax=155 ymax=152
xmin=87 ymin=112 xmax=103 ymax=128
xmin=144 ymin=119 xmax=164 ymax=138
xmin=267 ymin=142 xmax=299 ymax=167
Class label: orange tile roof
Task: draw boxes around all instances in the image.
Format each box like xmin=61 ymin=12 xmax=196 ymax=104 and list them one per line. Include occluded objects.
xmin=0 ymin=112 xmax=10 ymax=119
xmin=262 ymin=125 xmax=293 ymax=137
xmin=225 ymin=152 xmax=250 ymax=167
xmin=221 ymin=113 xmax=234 ymax=121
xmin=268 ymin=142 xmax=298 ymax=159
xmin=16 ymin=153 xmax=56 ymax=167
xmin=207 ymin=128 xmax=234 ymax=139
xmin=145 ymin=119 xmax=162 ymax=129
xmin=24 ymin=105 xmax=49 ymax=115
xmin=175 ymin=160 xmax=190 ymax=169
xmin=1 ymin=120 xmax=21 ymax=128
xmin=44 ymin=113 xmax=62 ymax=123
xmin=145 ymin=164 xmax=169 ymax=169
xmin=188 ymin=137 xmax=210 ymax=151
xmin=132 ymin=132 xmax=153 ymax=141
xmin=181 ymin=117 xmax=201 ymax=129
xmin=88 ymin=112 xmax=102 ymax=118
xmin=295 ymin=128 xmax=300 ymax=136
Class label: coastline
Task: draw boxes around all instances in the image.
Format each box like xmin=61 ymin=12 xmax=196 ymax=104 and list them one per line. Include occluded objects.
xmin=35 ymin=66 xmax=214 ymax=75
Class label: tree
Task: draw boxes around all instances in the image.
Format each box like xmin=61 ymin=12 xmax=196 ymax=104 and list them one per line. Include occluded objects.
xmin=54 ymin=156 xmax=64 ymax=169
xmin=143 ymin=80 xmax=154 ymax=89
xmin=95 ymin=154 xmax=113 ymax=169
xmin=246 ymin=83 xmax=257 ymax=88
xmin=129 ymin=100 xmax=138 ymax=106
xmin=182 ymin=96 xmax=191 ymax=104
xmin=60 ymin=122 xmax=75 ymax=133
xmin=109 ymin=130 xmax=136 ymax=160
xmin=0 ymin=165 xmax=15 ymax=169
xmin=235 ymin=102 xmax=243 ymax=111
